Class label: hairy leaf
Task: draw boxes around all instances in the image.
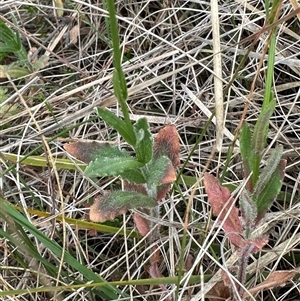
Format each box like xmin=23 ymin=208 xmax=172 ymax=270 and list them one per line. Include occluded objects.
xmin=253 ymin=145 xmax=283 ymax=196
xmin=255 ymin=159 xmax=286 ymax=219
xmin=0 ymin=20 xmax=22 ymax=53
xmin=240 ymin=122 xmax=254 ymax=191
xmin=123 ymin=181 xmax=148 ymax=195
xmin=242 ymin=236 xmax=269 ymax=254
xmin=133 ymin=212 xmax=150 ymax=236
xmin=154 ymin=125 xmax=180 ymax=168
xmin=144 ymin=155 xmax=176 ymax=188
xmin=156 ymin=183 xmax=172 ymax=201
xmin=204 ymin=173 xmax=243 ymax=248
xmin=0 ymin=20 xmax=28 ymax=64
xmin=252 ymin=99 xmax=276 ymax=155
xmin=133 ymin=118 xmax=153 ymax=164
xmin=240 ymin=189 xmax=257 ymax=237
xmin=0 ymin=64 xmax=29 ymax=78
xmin=64 ymin=141 xmax=112 ymax=163
xmin=89 ymin=192 xmax=157 ymax=222
xmin=85 ymin=155 xmax=143 ymax=177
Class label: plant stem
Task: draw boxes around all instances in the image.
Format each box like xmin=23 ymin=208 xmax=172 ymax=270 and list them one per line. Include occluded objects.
xmin=106 ymin=0 xmax=133 ymax=134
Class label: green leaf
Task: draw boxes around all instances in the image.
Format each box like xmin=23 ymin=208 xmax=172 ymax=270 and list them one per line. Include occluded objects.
xmin=0 ymin=87 xmax=8 ymax=102
xmin=0 ymin=20 xmax=28 ymax=63
xmin=120 ymin=169 xmax=146 ymax=183
xmin=90 ymin=191 xmax=157 ymax=222
xmin=31 ymin=54 xmax=49 ymax=71
xmin=94 ymin=144 xmax=128 ymax=158
xmin=254 ymin=159 xmax=286 ymax=215
xmin=106 ymin=190 xmax=156 ymax=209
xmin=251 ymin=99 xmax=276 ymax=185
xmin=0 ymin=226 xmax=60 ymax=275
xmin=105 ymin=0 xmax=134 ymax=141
xmin=240 ymin=122 xmax=255 ymax=190
xmin=97 ymin=107 xmax=135 ymax=145
xmin=252 ymin=99 xmax=276 ymax=155
xmin=240 ymin=123 xmax=253 ymax=169
xmin=133 ymin=118 xmax=153 ymax=164
xmin=85 ymin=156 xmax=143 ymax=177
xmin=253 ymin=145 xmax=283 ymax=197
xmin=0 ymin=64 xmax=29 ymax=78
xmin=143 ymin=156 xmax=176 ymax=188
xmin=90 ymin=191 xmax=156 ymax=222
xmin=0 ymin=20 xmax=21 ymax=53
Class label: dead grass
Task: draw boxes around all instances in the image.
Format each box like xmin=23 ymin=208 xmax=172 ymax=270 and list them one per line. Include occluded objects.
xmin=0 ymin=0 xmax=300 ymax=300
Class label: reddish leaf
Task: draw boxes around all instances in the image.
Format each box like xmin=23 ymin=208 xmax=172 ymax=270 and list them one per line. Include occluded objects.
xmin=69 ymin=25 xmax=79 ymax=44
xmin=148 ymin=262 xmax=172 ymax=301
xmin=151 ymin=125 xmax=179 ymax=200
xmin=242 ymin=236 xmax=269 ymax=254
xmin=89 ymin=194 xmax=127 ymax=222
xmin=124 ymin=181 xmax=148 ymax=195
xmin=64 ymin=141 xmax=110 ymax=163
xmin=148 ymin=261 xmax=163 ymax=278
xmin=150 ymin=245 xmax=161 ymax=264
xmin=133 ymin=212 xmax=150 ymax=236
xmin=244 ymin=268 xmax=300 ymax=298
xmin=184 ymin=254 xmax=194 ymax=272
xmin=221 ymin=268 xmax=238 ymax=288
xmin=154 ymin=125 xmax=180 ymax=168
xmin=207 ymin=281 xmax=231 ymax=301
xmin=146 ymin=156 xmax=176 ymax=187
xmin=89 ymin=192 xmax=156 ymax=223
xmin=156 ymin=183 xmax=172 ymax=201
xmin=160 ymin=161 xmax=176 ymax=184
xmin=204 ymin=173 xmax=243 ymax=248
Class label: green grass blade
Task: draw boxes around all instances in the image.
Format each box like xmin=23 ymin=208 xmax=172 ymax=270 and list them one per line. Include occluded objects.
xmin=1 ymin=199 xmax=126 ymax=300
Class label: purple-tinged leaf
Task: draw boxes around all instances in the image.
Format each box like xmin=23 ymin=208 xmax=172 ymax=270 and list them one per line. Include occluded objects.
xmin=240 ymin=189 xmax=257 ymax=237
xmin=154 ymin=125 xmax=180 ymax=168
xmin=133 ymin=212 xmax=150 ymax=236
xmin=204 ymin=173 xmax=243 ymax=248
xmin=242 ymin=236 xmax=269 ymax=254
xmin=89 ymin=191 xmax=157 ymax=223
xmin=64 ymin=141 xmax=110 ymax=163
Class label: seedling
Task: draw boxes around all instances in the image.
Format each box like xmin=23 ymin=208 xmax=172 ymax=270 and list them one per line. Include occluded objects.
xmin=65 ymin=123 xmax=179 ymax=224
xmin=64 ymin=4 xmax=179 ymax=294
xmin=64 ymin=0 xmax=179 ymax=227
xmin=204 ymin=100 xmax=286 ymax=300
xmin=64 ymin=113 xmax=179 ymax=300
xmin=0 ymin=19 xmax=49 ymax=78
